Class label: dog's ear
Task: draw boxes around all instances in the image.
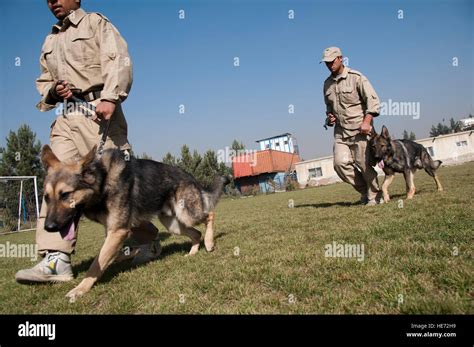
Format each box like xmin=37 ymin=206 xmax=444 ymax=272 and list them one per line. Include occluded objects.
xmin=370 ymin=127 xmax=378 ymax=138
xmin=79 ymin=146 xmax=98 ymax=185
xmin=381 ymin=125 xmax=390 ymax=139
xmin=41 ymin=145 xmax=60 ymax=170
xmin=79 ymin=145 xmax=97 ymax=168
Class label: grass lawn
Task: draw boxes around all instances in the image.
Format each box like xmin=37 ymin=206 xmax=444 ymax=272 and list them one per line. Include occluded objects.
xmin=0 ymin=162 xmax=472 ymax=314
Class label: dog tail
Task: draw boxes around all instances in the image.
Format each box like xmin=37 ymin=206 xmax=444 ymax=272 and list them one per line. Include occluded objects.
xmin=431 ymin=159 xmax=442 ymax=170
xmin=202 ymin=175 xmax=232 ymax=212
xmin=421 ymin=149 xmax=442 ymax=171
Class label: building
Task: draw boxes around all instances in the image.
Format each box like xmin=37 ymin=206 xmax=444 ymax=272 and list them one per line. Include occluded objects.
xmin=233 ymin=149 xmax=301 ymax=194
xmin=295 ymin=155 xmax=342 ymax=187
xmin=295 ymin=130 xmax=474 ymax=188
xmin=256 ymin=133 xmax=300 ymax=155
xmin=459 ymin=117 xmax=474 ymax=131
xmin=416 ymin=130 xmax=474 ymax=165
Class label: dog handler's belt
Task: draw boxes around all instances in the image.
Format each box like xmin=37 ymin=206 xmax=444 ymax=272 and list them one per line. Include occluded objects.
xmin=72 ymin=89 xmax=102 ymax=102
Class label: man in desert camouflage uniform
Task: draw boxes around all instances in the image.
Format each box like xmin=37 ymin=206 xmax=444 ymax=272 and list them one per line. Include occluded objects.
xmin=322 ymin=47 xmax=382 ymax=205
xmin=16 ymin=0 xmax=160 ymax=284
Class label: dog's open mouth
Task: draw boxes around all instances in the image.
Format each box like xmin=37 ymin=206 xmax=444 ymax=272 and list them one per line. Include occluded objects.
xmin=377 ymin=160 xmax=385 ymax=169
xmin=60 ymin=213 xmax=81 ymax=241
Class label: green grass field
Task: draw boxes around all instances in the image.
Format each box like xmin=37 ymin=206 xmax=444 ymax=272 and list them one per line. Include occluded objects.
xmin=0 ymin=162 xmax=472 ymax=314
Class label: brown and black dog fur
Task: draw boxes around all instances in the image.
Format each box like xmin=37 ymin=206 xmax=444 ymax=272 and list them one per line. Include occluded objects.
xmin=41 ymin=145 xmax=229 ymax=300
xmin=369 ymin=125 xmax=443 ymax=202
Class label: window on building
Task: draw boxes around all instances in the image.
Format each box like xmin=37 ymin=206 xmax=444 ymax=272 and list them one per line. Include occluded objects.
xmin=308 ymin=167 xmax=323 ymax=178
xmin=275 ymin=142 xmax=280 ymax=147
xmin=284 ymin=140 xmax=288 ymax=145
xmin=427 ymin=146 xmax=434 ymax=156
xmin=456 ymin=141 xmax=468 ymax=147
xmin=265 ymin=144 xmax=270 ymax=149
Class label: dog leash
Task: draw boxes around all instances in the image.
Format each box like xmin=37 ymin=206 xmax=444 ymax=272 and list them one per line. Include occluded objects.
xmin=70 ymin=96 xmax=110 ymax=157
xmin=97 ymin=118 xmax=111 ymax=157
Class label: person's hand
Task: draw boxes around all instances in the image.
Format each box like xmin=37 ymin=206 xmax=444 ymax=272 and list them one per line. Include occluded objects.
xmin=326 ymin=112 xmax=336 ymax=126
xmin=95 ymin=100 xmax=116 ymax=120
xmin=360 ymin=117 xmax=373 ymax=135
xmin=55 ymin=81 xmax=72 ymax=100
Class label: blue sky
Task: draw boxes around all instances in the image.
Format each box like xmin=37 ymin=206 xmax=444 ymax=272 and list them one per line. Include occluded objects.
xmin=0 ymin=0 xmax=472 ymax=160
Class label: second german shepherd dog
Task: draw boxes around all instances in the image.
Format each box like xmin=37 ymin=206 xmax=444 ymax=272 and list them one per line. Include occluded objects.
xmin=369 ymin=126 xmax=443 ymax=201
xmin=41 ymin=145 xmax=229 ymax=300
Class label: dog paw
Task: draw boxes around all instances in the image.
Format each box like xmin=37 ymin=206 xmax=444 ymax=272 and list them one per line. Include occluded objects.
xmin=185 ymin=249 xmax=199 ymax=257
xmin=66 ymin=286 xmax=88 ymax=303
xmin=185 ymin=243 xmax=200 ymax=257
xmin=205 ymin=243 xmax=215 ymax=252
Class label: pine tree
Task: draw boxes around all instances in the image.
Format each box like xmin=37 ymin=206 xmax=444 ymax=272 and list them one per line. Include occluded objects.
xmin=164 ymin=145 xmax=231 ymax=192
xmin=0 ymin=124 xmax=43 ymax=177
xmin=449 ymin=118 xmax=461 ymax=133
xmin=231 ymin=139 xmax=245 ymax=152
xmin=409 ymin=132 xmax=416 ymax=140
xmin=137 ymin=152 xmax=152 ymax=160
xmin=431 ymin=122 xmax=450 ymax=137
xmin=437 ymin=123 xmax=450 ymax=135
xmin=178 ymin=145 xmax=195 ymax=174
xmin=162 ymin=152 xmax=177 ymax=166
xmin=403 ymin=130 xmax=409 ymax=140
xmin=0 ymin=124 xmax=43 ymax=231
xmin=195 ymin=150 xmax=220 ymax=187
xmin=191 ymin=150 xmax=202 ymax=173
xmin=430 ymin=125 xmax=439 ymax=137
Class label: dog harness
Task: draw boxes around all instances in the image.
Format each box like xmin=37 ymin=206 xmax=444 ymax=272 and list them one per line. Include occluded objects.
xmin=396 ymin=140 xmax=411 ymax=169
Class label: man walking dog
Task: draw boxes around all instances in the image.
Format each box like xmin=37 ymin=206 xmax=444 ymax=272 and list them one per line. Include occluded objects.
xmin=16 ymin=0 xmax=160 ymax=283
xmin=322 ymin=47 xmax=382 ymax=205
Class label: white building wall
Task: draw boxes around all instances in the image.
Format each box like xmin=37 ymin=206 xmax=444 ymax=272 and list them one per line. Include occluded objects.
xmin=416 ymin=131 xmax=474 ymax=165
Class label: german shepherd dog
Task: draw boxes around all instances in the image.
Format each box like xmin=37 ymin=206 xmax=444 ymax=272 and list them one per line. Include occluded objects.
xmin=41 ymin=145 xmax=229 ymax=300
xmin=369 ymin=126 xmax=443 ymax=202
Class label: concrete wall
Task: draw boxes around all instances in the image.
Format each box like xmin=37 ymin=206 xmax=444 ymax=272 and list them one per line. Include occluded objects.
xmin=416 ymin=130 xmax=474 ymax=165
xmin=295 ymin=156 xmax=341 ymax=187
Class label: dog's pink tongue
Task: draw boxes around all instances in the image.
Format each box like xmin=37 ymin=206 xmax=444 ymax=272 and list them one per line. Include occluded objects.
xmin=60 ymin=220 xmax=75 ymax=241
xmin=378 ymin=160 xmax=385 ymax=169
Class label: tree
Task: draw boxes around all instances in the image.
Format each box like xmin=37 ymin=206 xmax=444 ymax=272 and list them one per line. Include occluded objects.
xmin=194 ymin=150 xmax=219 ymax=187
xmin=0 ymin=124 xmax=44 ymax=231
xmin=430 ymin=122 xmax=450 ymax=137
xmin=162 ymin=152 xmax=177 ymax=166
xmin=163 ymin=145 xmax=231 ymax=192
xmin=403 ymin=130 xmax=416 ymax=140
xmin=178 ymin=145 xmax=201 ymax=174
xmin=438 ymin=123 xmax=450 ymax=135
xmin=0 ymin=124 xmax=43 ymax=178
xmin=137 ymin=152 xmax=152 ymax=160
xmin=231 ymin=139 xmax=245 ymax=151
xmin=192 ymin=150 xmax=202 ymax=172
xmin=194 ymin=150 xmax=232 ymax=188
xmin=449 ymin=118 xmax=461 ymax=133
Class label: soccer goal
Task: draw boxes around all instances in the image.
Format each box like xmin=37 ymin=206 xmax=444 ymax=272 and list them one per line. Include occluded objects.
xmin=0 ymin=176 xmax=40 ymax=235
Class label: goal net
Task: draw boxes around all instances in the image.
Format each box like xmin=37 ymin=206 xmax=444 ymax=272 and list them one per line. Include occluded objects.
xmin=0 ymin=176 xmax=40 ymax=235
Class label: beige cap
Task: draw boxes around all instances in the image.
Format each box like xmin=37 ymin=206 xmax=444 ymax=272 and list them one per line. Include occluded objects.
xmin=320 ymin=46 xmax=342 ymax=63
